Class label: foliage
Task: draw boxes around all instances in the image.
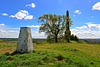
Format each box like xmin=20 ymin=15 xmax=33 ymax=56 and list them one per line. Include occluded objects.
xmin=70 ymin=34 xmax=79 ymax=41
xmin=47 ymin=35 xmax=55 ymax=43
xmin=38 ymin=14 xmax=72 ymax=43
xmin=75 ymin=35 xmax=79 ymax=41
xmin=70 ymin=34 xmax=75 ymax=40
xmin=65 ymin=10 xmax=72 ymax=43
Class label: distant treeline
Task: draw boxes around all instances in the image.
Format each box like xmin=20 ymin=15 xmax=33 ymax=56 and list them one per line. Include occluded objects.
xmin=0 ymin=38 xmax=100 ymax=44
xmin=0 ymin=38 xmax=18 ymax=41
xmin=0 ymin=38 xmax=46 ymax=42
xmin=80 ymin=39 xmax=100 ymax=44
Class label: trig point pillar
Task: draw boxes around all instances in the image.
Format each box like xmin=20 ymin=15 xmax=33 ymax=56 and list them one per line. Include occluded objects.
xmin=17 ymin=27 xmax=33 ymax=53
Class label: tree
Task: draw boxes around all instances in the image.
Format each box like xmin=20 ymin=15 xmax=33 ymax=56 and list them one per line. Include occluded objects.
xmin=38 ymin=14 xmax=67 ymax=43
xmin=47 ymin=33 xmax=55 ymax=43
xmin=65 ymin=10 xmax=73 ymax=43
xmin=75 ymin=35 xmax=79 ymax=41
xmin=70 ymin=34 xmax=75 ymax=40
xmin=70 ymin=34 xmax=79 ymax=41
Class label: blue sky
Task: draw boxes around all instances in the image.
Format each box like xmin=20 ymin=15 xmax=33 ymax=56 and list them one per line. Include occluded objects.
xmin=0 ymin=0 xmax=100 ymax=38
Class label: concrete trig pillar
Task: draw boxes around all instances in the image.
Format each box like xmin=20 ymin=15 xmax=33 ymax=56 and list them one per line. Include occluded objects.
xmin=17 ymin=27 xmax=33 ymax=53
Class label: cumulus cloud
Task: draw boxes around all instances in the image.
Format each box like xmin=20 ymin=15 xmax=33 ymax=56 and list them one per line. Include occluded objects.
xmin=0 ymin=29 xmax=6 ymax=33
xmin=85 ymin=22 xmax=100 ymax=29
xmin=10 ymin=10 xmax=33 ymax=20
xmin=24 ymin=15 xmax=33 ymax=20
xmin=27 ymin=25 xmax=45 ymax=38
xmin=7 ymin=30 xmax=18 ymax=33
xmin=10 ymin=15 xmax=15 ymax=18
xmin=26 ymin=3 xmax=36 ymax=8
xmin=29 ymin=23 xmax=100 ymax=38
xmin=86 ymin=23 xmax=97 ymax=28
xmin=2 ymin=13 xmax=8 ymax=16
xmin=27 ymin=25 xmax=40 ymax=28
xmin=71 ymin=23 xmax=100 ymax=39
xmin=74 ymin=10 xmax=81 ymax=14
xmin=31 ymin=30 xmax=46 ymax=38
xmin=75 ymin=26 xmax=88 ymax=30
xmin=2 ymin=23 xmax=100 ymax=38
xmin=92 ymin=2 xmax=100 ymax=10
xmin=0 ymin=24 xmax=45 ymax=38
xmin=0 ymin=24 xmax=19 ymax=38
xmin=71 ymin=29 xmax=100 ymax=39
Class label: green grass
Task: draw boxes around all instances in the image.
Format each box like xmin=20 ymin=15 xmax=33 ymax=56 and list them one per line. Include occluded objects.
xmin=0 ymin=43 xmax=17 ymax=48
xmin=0 ymin=41 xmax=100 ymax=67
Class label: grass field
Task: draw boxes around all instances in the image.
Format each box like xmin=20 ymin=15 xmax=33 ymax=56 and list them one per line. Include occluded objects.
xmin=0 ymin=40 xmax=100 ymax=67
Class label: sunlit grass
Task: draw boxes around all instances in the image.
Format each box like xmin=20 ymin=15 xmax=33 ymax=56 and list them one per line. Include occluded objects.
xmin=0 ymin=41 xmax=100 ymax=67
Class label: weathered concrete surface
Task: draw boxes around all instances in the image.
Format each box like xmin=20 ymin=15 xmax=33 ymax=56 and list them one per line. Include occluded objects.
xmin=17 ymin=27 xmax=33 ymax=53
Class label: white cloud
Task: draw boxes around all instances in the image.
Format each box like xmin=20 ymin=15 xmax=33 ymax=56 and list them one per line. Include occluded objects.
xmin=7 ymin=30 xmax=18 ymax=33
xmin=2 ymin=13 xmax=8 ymax=16
xmin=86 ymin=23 xmax=97 ymax=28
xmin=24 ymin=15 xmax=33 ymax=20
xmin=71 ymin=29 xmax=100 ymax=39
xmin=20 ymin=10 xmax=29 ymax=15
xmin=74 ymin=10 xmax=79 ymax=13
xmin=15 ymin=12 xmax=27 ymax=19
xmin=0 ymin=24 xmax=45 ymax=38
xmin=71 ymin=23 xmax=100 ymax=39
xmin=27 ymin=25 xmax=45 ymax=38
xmin=26 ymin=3 xmax=36 ymax=8
xmin=10 ymin=15 xmax=15 ymax=18
xmin=0 ymin=24 xmax=19 ymax=38
xmin=0 ymin=29 xmax=6 ymax=33
xmin=1 ymin=23 xmax=100 ymax=38
xmin=76 ymin=26 xmax=88 ymax=30
xmin=27 ymin=25 xmax=40 ymax=28
xmin=10 ymin=10 xmax=33 ymax=20
xmin=0 ymin=24 xmax=5 ymax=26
xmin=92 ymin=2 xmax=100 ymax=10
xmin=85 ymin=22 xmax=100 ymax=29
xmin=31 ymin=31 xmax=46 ymax=38
xmin=74 ymin=10 xmax=81 ymax=14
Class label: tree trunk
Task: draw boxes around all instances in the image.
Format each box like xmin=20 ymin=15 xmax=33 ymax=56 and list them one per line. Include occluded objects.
xmin=55 ymin=34 xmax=58 ymax=43
xmin=65 ymin=30 xmax=70 ymax=43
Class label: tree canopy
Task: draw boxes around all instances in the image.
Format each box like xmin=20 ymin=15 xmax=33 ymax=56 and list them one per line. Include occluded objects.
xmin=38 ymin=14 xmax=72 ymax=43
